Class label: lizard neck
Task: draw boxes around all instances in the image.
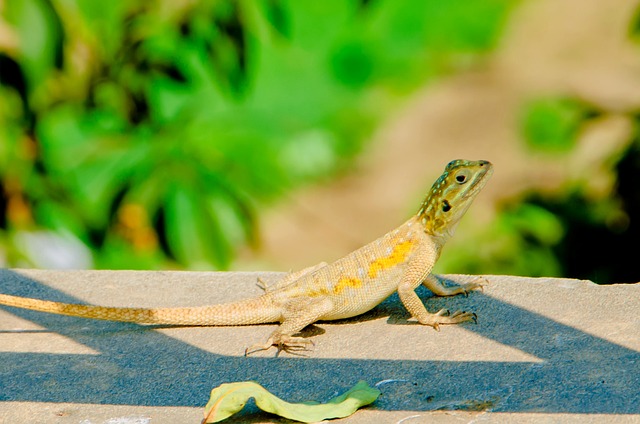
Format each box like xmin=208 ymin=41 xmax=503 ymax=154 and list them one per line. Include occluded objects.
xmin=416 ymin=186 xmax=457 ymax=242
xmin=415 ymin=212 xmax=454 ymax=245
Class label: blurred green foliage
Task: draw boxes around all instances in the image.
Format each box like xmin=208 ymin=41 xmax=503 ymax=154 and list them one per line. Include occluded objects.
xmin=434 ymin=8 xmax=640 ymax=284
xmin=0 ymin=0 xmax=515 ymax=269
xmin=437 ymin=202 xmax=565 ymax=278
xmin=521 ymin=97 xmax=592 ymax=153
xmin=480 ymin=8 xmax=640 ymax=284
xmin=444 ymin=91 xmax=638 ymax=283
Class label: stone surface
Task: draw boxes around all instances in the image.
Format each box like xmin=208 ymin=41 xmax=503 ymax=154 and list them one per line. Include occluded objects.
xmin=0 ymin=269 xmax=639 ymax=423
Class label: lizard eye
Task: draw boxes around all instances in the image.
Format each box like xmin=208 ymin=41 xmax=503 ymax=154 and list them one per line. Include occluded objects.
xmin=455 ymin=170 xmax=470 ymax=184
xmin=442 ymin=200 xmax=451 ymax=212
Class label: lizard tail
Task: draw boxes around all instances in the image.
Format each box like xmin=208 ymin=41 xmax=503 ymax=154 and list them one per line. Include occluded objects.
xmin=0 ymin=293 xmax=281 ymax=326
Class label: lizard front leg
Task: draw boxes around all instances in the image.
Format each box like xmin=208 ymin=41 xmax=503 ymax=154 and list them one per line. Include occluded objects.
xmin=397 ymin=258 xmax=477 ymax=331
xmin=421 ymin=273 xmax=485 ymax=297
xmin=245 ymin=298 xmax=333 ymax=356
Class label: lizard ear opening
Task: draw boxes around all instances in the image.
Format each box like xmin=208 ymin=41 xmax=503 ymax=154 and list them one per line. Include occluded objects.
xmin=442 ymin=200 xmax=451 ymax=212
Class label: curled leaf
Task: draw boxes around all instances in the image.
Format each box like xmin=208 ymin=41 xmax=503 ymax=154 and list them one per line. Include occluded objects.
xmin=202 ymin=380 xmax=380 ymax=423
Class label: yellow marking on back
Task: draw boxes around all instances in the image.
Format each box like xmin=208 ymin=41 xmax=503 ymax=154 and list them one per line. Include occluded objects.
xmin=368 ymin=239 xmax=414 ymax=279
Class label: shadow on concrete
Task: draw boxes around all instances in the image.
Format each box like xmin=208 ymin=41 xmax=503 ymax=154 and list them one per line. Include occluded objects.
xmin=0 ymin=270 xmax=638 ymax=415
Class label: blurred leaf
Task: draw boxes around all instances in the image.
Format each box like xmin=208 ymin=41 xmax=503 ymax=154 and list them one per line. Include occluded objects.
xmin=146 ymin=76 xmax=192 ymax=124
xmin=361 ymin=0 xmax=516 ymax=88
xmin=0 ymin=87 xmax=30 ymax=178
xmin=97 ymin=236 xmax=165 ymax=270
xmin=74 ymin=1 xmax=140 ymax=59
xmin=34 ymin=201 xmax=86 ymax=241
xmin=503 ymin=203 xmax=564 ymax=245
xmin=38 ymin=106 xmax=149 ymax=227
xmin=521 ymin=98 xmax=588 ymax=153
xmin=629 ymin=5 xmax=640 ymax=40
xmin=203 ymin=380 xmax=380 ymax=423
xmin=164 ymin=184 xmax=209 ymax=268
xmin=436 ymin=201 xmax=565 ymax=278
xmin=257 ymin=0 xmax=291 ymax=39
xmin=37 ymin=105 xmax=96 ymax=172
xmin=429 ymin=0 xmax=513 ymax=50
xmin=330 ymin=39 xmax=375 ymax=89
xmin=164 ymin=183 xmax=238 ymax=269
xmin=4 ymin=0 xmax=63 ymax=95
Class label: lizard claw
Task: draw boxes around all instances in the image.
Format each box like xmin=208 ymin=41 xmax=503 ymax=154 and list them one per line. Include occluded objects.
xmin=421 ymin=309 xmax=478 ymax=329
xmin=471 ymin=276 xmax=489 ymax=293
xmin=245 ymin=335 xmax=314 ymax=357
xmin=245 ymin=342 xmax=271 ymax=357
xmin=457 ymin=276 xmax=489 ymax=297
xmin=276 ymin=336 xmax=314 ymax=357
xmin=276 ymin=339 xmax=314 ymax=357
xmin=256 ymin=277 xmax=269 ymax=292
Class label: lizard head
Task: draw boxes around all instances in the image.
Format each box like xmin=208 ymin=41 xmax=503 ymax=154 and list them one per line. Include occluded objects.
xmin=418 ymin=159 xmax=493 ymax=239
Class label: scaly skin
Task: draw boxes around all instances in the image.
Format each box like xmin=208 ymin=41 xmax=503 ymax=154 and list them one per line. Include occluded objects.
xmin=0 ymin=159 xmax=493 ymax=355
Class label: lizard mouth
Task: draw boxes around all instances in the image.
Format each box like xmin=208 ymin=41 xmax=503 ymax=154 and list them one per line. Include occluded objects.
xmin=463 ymin=164 xmax=493 ymax=199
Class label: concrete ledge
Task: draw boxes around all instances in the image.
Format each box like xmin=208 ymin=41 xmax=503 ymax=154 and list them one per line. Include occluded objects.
xmin=0 ymin=269 xmax=639 ymax=423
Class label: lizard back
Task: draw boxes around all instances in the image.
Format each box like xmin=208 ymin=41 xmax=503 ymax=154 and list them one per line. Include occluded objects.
xmin=270 ymin=216 xmax=437 ymax=320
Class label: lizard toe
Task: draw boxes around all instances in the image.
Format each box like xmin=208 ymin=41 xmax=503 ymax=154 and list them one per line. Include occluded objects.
xmin=245 ymin=337 xmax=276 ymax=356
xmin=276 ymin=336 xmax=314 ymax=357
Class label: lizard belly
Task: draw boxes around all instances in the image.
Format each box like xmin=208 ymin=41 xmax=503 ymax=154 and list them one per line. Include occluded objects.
xmin=321 ymin=291 xmax=394 ymax=320
xmin=320 ymin=270 xmax=404 ymax=321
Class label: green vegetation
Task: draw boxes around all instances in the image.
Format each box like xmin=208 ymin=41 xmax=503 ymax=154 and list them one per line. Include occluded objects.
xmin=0 ymin=0 xmax=515 ymax=269
xmin=521 ymin=97 xmax=592 ymax=153
xmin=442 ymin=93 xmax=639 ymax=283
xmin=6 ymin=1 xmax=636 ymax=284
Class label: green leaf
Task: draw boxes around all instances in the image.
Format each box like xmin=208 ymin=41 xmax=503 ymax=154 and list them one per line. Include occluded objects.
xmin=203 ymin=380 xmax=380 ymax=423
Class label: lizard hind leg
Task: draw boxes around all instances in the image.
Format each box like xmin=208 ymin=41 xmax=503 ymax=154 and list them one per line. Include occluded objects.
xmin=244 ymin=298 xmax=333 ymax=357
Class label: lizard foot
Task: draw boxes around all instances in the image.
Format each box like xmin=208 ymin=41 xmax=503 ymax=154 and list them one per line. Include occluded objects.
xmin=276 ymin=336 xmax=314 ymax=357
xmin=460 ymin=276 xmax=489 ymax=296
xmin=244 ymin=335 xmax=314 ymax=357
xmin=421 ymin=309 xmax=477 ymax=331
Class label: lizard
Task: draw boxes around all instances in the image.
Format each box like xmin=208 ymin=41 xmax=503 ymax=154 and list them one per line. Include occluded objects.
xmin=0 ymin=159 xmax=493 ymax=355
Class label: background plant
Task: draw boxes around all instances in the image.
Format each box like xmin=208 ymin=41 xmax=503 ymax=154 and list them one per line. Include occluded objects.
xmin=0 ymin=0 xmax=514 ymax=269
